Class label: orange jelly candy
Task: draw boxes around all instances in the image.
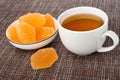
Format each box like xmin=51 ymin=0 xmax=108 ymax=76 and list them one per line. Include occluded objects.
xmin=6 ymin=21 xmax=21 ymax=43
xmin=44 ymin=13 xmax=55 ymax=29
xmin=36 ymin=26 xmax=55 ymax=42
xmin=30 ymin=48 xmax=58 ymax=69
xmin=16 ymin=21 xmax=36 ymax=44
xmin=19 ymin=13 xmax=46 ymax=29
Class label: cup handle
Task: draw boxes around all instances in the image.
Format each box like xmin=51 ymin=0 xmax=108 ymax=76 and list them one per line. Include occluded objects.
xmin=97 ymin=31 xmax=119 ymax=52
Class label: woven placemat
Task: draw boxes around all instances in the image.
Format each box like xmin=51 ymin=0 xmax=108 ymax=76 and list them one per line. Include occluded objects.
xmin=0 ymin=0 xmax=120 ymax=80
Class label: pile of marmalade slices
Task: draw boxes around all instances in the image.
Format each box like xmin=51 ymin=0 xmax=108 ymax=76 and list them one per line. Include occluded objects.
xmin=6 ymin=13 xmax=56 ymax=44
xmin=6 ymin=13 xmax=58 ymax=70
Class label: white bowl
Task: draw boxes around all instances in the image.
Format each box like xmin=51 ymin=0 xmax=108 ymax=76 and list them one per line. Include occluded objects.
xmin=6 ymin=18 xmax=58 ymax=50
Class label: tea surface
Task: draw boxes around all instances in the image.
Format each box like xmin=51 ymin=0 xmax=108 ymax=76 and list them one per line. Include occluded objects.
xmin=62 ymin=14 xmax=104 ymax=31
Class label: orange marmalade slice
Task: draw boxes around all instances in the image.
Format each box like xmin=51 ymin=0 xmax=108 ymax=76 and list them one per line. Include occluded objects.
xmin=6 ymin=21 xmax=21 ymax=43
xmin=19 ymin=13 xmax=46 ymax=29
xmin=44 ymin=13 xmax=55 ymax=29
xmin=36 ymin=26 xmax=55 ymax=42
xmin=30 ymin=48 xmax=58 ymax=69
xmin=16 ymin=21 xmax=36 ymax=44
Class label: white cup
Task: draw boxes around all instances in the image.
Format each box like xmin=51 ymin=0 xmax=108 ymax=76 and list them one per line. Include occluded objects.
xmin=57 ymin=6 xmax=119 ymax=55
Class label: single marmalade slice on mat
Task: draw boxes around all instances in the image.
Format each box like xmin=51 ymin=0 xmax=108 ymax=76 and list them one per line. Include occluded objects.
xmin=30 ymin=48 xmax=58 ymax=70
